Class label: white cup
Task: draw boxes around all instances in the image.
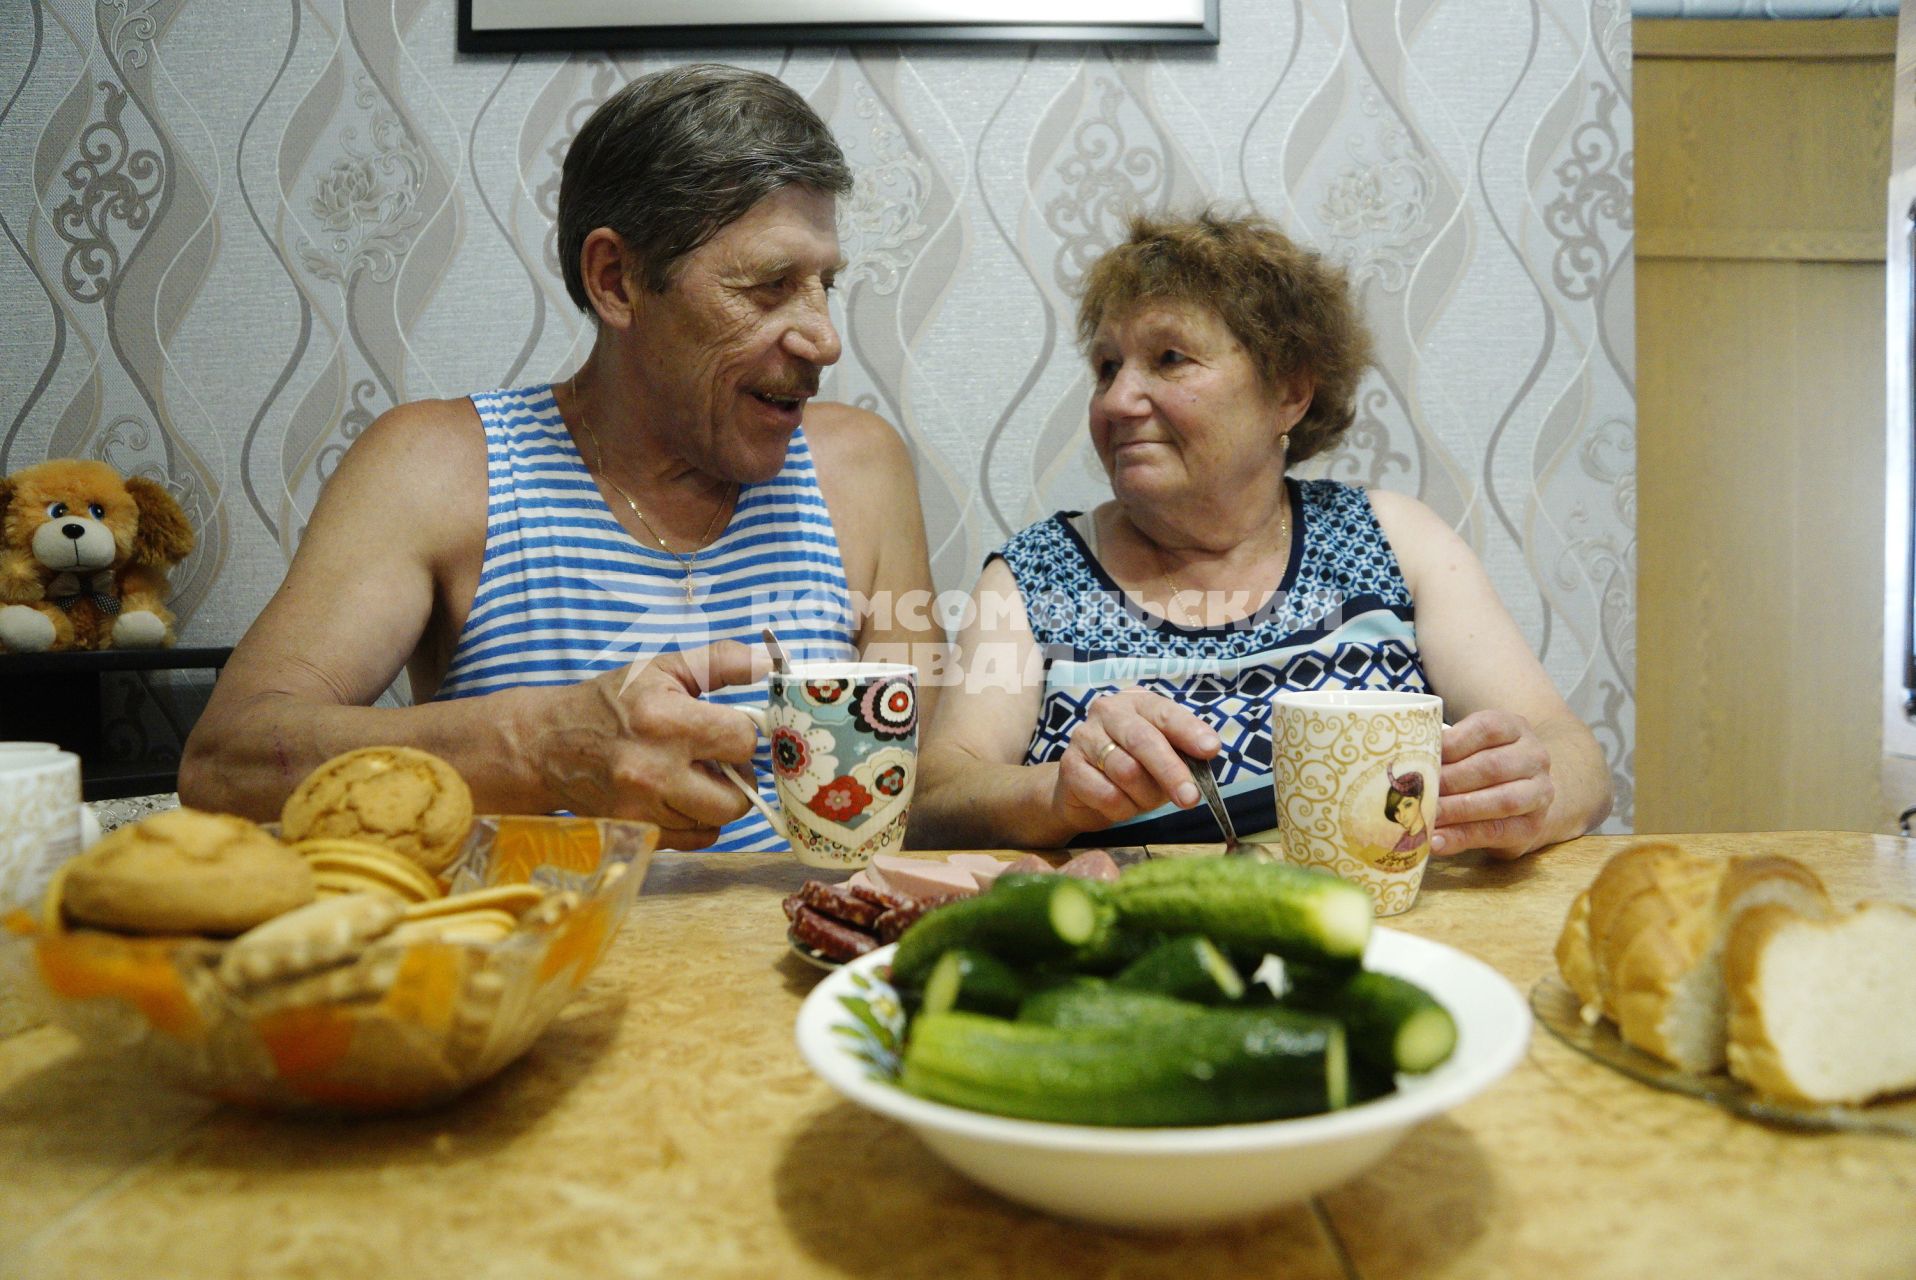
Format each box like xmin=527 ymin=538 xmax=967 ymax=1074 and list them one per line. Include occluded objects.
xmin=1271 ymin=691 xmax=1443 ymax=917
xmin=0 ymin=746 xmax=85 ymax=1034
xmin=0 ymin=742 xmax=60 ymax=764
xmin=0 ymin=748 xmax=85 ymax=917
xmin=0 ymin=743 xmax=100 ymax=848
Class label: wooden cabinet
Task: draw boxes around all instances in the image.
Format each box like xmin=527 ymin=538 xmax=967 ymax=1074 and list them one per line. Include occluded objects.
xmin=1635 ymin=18 xmax=1894 ymax=833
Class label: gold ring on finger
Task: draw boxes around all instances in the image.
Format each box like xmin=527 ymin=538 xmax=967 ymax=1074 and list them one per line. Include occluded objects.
xmin=1095 ymin=740 xmax=1121 ymax=773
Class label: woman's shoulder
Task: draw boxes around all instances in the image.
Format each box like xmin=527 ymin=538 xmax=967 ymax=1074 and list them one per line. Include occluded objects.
xmin=990 ymin=510 xmax=1091 ymax=582
xmin=994 ymin=510 xmax=1079 ymax=555
xmin=1293 ymin=479 xmax=1442 ymax=534
xmin=1360 ymin=487 xmax=1451 ymax=540
xmin=1356 ymin=487 xmax=1475 ymax=598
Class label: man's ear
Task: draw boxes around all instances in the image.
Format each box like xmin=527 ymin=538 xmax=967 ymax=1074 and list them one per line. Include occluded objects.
xmin=580 ymin=228 xmax=644 ymax=330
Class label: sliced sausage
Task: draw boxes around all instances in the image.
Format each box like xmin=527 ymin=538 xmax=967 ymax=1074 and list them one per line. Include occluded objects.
xmin=798 ymin=879 xmax=887 ymax=928
xmin=790 ymin=904 xmax=879 ymax=961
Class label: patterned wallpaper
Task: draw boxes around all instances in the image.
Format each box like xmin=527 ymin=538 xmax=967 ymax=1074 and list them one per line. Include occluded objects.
xmin=0 ymin=0 xmax=1638 ymax=828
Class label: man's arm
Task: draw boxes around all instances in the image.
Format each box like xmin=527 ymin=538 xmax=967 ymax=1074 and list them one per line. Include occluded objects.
xmin=179 ymin=399 xmax=763 ymax=846
xmin=805 ymin=402 xmax=944 ymax=725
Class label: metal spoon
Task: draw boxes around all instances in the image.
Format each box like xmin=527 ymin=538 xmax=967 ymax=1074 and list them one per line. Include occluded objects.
xmin=1177 ymin=749 xmax=1241 ymax=852
xmin=761 ymin=627 xmax=792 ymax=676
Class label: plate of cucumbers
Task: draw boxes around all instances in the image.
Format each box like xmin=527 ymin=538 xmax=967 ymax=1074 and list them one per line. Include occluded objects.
xmin=794 ymin=858 xmax=1531 ymax=1229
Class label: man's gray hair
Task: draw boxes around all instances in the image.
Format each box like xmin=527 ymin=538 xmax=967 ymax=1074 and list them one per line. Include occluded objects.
xmin=558 ymin=63 xmax=853 ymax=308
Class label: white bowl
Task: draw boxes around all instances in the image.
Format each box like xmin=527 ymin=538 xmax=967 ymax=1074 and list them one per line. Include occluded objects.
xmin=794 ymin=928 xmax=1531 ymax=1229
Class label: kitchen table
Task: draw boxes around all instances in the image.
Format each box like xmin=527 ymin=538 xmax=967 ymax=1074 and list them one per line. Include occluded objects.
xmin=2 ymin=832 xmax=1912 ymax=1279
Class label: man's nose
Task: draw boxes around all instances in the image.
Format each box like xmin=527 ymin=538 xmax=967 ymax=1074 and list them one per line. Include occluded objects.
xmin=61 ymin=523 xmax=85 ymax=540
xmin=784 ymin=291 xmax=842 ymax=368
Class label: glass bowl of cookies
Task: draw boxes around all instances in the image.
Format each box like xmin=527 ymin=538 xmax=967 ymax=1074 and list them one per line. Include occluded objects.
xmin=0 ymin=748 xmax=659 ymax=1113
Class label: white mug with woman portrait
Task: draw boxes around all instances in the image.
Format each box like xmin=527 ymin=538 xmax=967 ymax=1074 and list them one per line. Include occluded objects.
xmin=1270 ymin=690 xmax=1443 ymax=917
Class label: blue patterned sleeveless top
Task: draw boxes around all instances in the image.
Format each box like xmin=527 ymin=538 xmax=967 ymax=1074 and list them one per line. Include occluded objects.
xmin=434 ymin=384 xmax=857 ymax=852
xmin=995 ymin=478 xmax=1429 ymax=846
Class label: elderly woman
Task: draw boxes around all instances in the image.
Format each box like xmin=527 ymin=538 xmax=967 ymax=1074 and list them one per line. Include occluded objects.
xmin=912 ymin=210 xmax=1612 ymax=857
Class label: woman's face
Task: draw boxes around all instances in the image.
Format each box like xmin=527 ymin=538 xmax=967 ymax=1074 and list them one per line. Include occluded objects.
xmin=1390 ymin=792 xmax=1422 ymax=826
xmin=1087 ymin=301 xmax=1306 ymax=511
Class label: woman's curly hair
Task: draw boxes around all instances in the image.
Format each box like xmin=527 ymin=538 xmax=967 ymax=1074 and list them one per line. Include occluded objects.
xmin=1075 ymin=208 xmax=1373 ymax=463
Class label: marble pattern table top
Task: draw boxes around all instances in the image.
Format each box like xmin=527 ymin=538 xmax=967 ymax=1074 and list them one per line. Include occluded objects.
xmin=3 ymin=831 xmax=1913 ymax=1279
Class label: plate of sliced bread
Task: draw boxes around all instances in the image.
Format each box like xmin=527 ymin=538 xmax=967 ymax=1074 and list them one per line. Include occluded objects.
xmin=1542 ymin=841 xmax=1916 ymax=1134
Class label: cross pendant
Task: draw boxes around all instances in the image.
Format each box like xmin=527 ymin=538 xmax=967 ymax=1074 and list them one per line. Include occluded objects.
xmin=682 ymin=576 xmax=697 ymax=604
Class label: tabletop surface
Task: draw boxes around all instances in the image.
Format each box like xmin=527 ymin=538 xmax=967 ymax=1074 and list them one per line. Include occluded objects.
xmin=4 ymin=831 xmax=1915 ymax=1279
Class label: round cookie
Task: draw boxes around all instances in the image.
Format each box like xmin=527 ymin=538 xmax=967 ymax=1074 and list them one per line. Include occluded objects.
xmin=281 ymin=747 xmax=474 ymax=874
xmin=297 ymin=839 xmax=444 ymax=903
xmin=401 ymin=884 xmax=544 ymax=922
xmin=219 ymin=892 xmax=406 ymax=990
xmin=61 ymin=808 xmax=316 ymax=936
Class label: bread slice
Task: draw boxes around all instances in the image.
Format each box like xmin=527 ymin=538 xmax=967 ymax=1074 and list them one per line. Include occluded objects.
xmin=1582 ymin=842 xmax=1719 ymax=1021
xmin=1554 ymin=888 xmax=1602 ymax=1023
xmin=1607 ymin=855 xmax=1829 ymax=1073
xmin=1725 ymin=901 xmax=1916 ymax=1105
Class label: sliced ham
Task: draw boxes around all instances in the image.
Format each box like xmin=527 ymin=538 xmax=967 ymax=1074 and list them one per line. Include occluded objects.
xmin=1059 ymin=849 xmax=1121 ymax=883
xmin=1004 ymin=853 xmax=1056 ymax=876
xmin=945 ymin=853 xmax=1015 ymax=891
xmin=867 ymin=855 xmax=980 ymax=901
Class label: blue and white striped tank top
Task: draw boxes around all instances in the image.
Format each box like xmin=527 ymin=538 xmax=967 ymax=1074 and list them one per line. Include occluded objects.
xmin=995 ymin=478 xmax=1428 ymax=847
xmin=435 ymin=384 xmax=857 ymax=851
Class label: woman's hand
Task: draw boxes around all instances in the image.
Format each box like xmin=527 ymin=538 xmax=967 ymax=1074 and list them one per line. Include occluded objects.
xmin=1051 ymin=690 xmax=1221 ymax=834
xmin=1431 ymin=710 xmax=1556 ymax=859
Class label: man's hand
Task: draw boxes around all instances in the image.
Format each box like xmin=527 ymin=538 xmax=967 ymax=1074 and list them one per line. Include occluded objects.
xmin=533 ymin=640 xmax=771 ymax=848
xmin=1049 ymin=689 xmax=1219 ymax=835
xmin=1431 ymin=709 xmax=1555 ymax=859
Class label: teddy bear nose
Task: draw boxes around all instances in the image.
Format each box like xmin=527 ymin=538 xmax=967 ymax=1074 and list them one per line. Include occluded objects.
xmin=60 ymin=523 xmax=86 ymax=540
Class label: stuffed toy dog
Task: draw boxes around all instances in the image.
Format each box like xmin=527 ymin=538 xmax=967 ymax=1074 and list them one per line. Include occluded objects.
xmin=0 ymin=459 xmax=196 ymax=652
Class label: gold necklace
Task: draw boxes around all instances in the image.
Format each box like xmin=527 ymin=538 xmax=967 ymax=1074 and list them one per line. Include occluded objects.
xmin=571 ymin=380 xmax=734 ymax=604
xmin=1155 ymin=499 xmax=1291 ymax=629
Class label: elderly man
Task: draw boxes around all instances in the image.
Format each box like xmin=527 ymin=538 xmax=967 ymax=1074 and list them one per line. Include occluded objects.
xmin=181 ymin=64 xmax=939 ymax=851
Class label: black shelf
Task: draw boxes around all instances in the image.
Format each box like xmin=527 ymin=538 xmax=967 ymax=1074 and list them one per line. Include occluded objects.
xmin=0 ymin=646 xmax=233 ymax=799
xmin=0 ymin=646 xmax=233 ymax=675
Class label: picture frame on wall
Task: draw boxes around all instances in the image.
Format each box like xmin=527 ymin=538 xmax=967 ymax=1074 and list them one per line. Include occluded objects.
xmin=457 ymin=0 xmax=1220 ymax=51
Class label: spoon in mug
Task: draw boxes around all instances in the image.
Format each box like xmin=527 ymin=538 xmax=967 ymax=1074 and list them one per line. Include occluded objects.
xmin=1177 ymin=749 xmax=1242 ymax=853
xmin=708 ymin=631 xmax=793 ymax=833
xmin=762 ymin=627 xmax=792 ymax=676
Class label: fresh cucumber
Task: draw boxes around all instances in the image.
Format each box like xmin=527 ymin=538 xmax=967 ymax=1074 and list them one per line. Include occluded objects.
xmin=1285 ymin=970 xmax=1457 ymax=1075
xmin=1232 ymin=952 xmax=1359 ymax=1003
xmin=1108 ymin=857 xmax=1372 ymax=964
xmin=1056 ymin=921 xmax=1160 ymax=976
xmin=1112 ymin=934 xmax=1245 ymax=1004
xmin=921 ymin=948 xmax=1030 ymax=1019
xmin=1016 ymin=979 xmax=1210 ymax=1031
xmin=901 ymin=1008 xmax=1348 ymax=1125
xmin=1348 ymin=1060 xmax=1399 ymax=1105
xmin=889 ymin=875 xmax=1112 ymax=990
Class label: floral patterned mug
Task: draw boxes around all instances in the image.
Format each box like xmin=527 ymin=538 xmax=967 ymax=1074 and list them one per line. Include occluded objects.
xmin=718 ymin=662 xmax=918 ymax=869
